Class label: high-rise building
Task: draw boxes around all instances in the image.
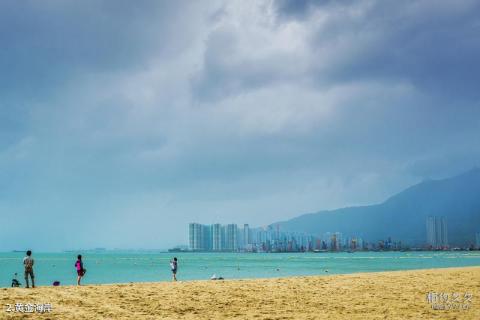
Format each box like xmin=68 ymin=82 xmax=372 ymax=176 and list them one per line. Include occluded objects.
xmin=330 ymin=232 xmax=342 ymax=251
xmin=189 ymin=223 xmax=204 ymax=251
xmin=221 ymin=225 xmax=227 ymax=250
xmin=189 ymin=223 xmax=194 ymax=250
xmin=188 ymin=223 xmax=213 ymax=251
xmin=426 ymin=217 xmax=434 ymax=247
xmin=212 ymin=224 xmax=222 ymax=251
xmin=357 ymin=238 xmax=364 ymax=250
xmin=331 ymin=233 xmax=337 ymax=251
xmin=426 ymin=216 xmax=448 ymax=249
xmin=243 ymin=224 xmax=250 ymax=248
xmin=226 ymin=224 xmax=238 ymax=251
xmin=203 ymin=224 xmax=212 ymax=251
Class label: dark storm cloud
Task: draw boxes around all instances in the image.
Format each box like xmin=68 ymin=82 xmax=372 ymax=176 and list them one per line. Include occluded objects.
xmin=191 ymin=28 xmax=290 ymax=101
xmin=0 ymin=0 xmax=187 ymax=99
xmin=193 ymin=0 xmax=480 ymax=102
xmin=306 ymin=0 xmax=480 ymax=101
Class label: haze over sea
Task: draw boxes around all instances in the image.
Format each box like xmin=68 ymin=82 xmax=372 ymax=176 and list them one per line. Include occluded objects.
xmin=1 ymin=251 xmax=480 ymax=288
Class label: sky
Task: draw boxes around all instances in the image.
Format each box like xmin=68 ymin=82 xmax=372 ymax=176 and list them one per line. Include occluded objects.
xmin=1 ymin=0 xmax=479 ymax=251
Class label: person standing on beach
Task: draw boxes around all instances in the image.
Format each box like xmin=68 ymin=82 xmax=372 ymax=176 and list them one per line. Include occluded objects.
xmin=23 ymin=250 xmax=35 ymax=288
xmin=170 ymin=257 xmax=178 ymax=281
xmin=75 ymin=255 xmax=86 ymax=285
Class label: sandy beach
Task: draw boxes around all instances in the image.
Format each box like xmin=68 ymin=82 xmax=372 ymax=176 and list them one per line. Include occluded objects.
xmin=1 ymin=266 xmax=478 ymax=319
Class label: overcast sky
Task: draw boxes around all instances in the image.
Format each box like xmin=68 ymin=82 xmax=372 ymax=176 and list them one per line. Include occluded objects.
xmin=1 ymin=0 xmax=479 ymax=251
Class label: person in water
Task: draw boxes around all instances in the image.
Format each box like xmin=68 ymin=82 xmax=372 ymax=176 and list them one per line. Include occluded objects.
xmin=75 ymin=255 xmax=87 ymax=285
xmin=23 ymin=250 xmax=35 ymax=288
xmin=170 ymin=257 xmax=178 ymax=281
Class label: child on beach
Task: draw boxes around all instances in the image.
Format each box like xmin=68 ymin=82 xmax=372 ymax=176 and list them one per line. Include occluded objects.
xmin=170 ymin=257 xmax=178 ymax=281
xmin=23 ymin=250 xmax=35 ymax=288
xmin=11 ymin=273 xmax=21 ymax=287
xmin=75 ymin=255 xmax=87 ymax=285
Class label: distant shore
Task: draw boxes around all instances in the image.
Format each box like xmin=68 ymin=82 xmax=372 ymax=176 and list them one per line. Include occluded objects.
xmin=168 ymin=248 xmax=480 ymax=253
xmin=1 ymin=266 xmax=478 ymax=319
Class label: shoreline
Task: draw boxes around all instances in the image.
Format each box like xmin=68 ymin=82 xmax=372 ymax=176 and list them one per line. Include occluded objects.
xmin=1 ymin=265 xmax=479 ymax=289
xmin=1 ymin=266 xmax=479 ymax=319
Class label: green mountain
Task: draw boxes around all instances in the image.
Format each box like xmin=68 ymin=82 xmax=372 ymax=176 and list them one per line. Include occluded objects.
xmin=273 ymin=168 xmax=480 ymax=247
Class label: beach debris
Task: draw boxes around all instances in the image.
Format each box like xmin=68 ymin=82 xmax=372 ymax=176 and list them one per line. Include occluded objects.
xmin=210 ymin=274 xmax=224 ymax=280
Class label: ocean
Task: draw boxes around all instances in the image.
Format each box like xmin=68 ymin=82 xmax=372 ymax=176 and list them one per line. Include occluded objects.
xmin=1 ymin=251 xmax=479 ymax=287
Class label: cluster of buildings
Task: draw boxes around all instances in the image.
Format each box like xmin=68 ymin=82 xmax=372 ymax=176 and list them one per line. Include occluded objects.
xmin=425 ymin=215 xmax=480 ymax=250
xmin=187 ymin=216 xmax=480 ymax=252
xmin=189 ymin=223 xmax=245 ymax=252
xmin=188 ymin=223 xmax=402 ymax=252
xmin=426 ymin=216 xmax=449 ymax=249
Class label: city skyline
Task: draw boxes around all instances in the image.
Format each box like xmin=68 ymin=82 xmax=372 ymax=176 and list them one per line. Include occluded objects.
xmin=186 ymin=207 xmax=480 ymax=251
xmin=187 ymin=222 xmax=414 ymax=252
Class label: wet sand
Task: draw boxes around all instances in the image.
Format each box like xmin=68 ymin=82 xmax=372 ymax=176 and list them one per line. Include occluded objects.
xmin=1 ymin=266 xmax=478 ymax=319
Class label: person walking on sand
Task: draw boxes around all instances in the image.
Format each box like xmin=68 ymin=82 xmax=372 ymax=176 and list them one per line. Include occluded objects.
xmin=75 ymin=255 xmax=87 ymax=285
xmin=170 ymin=257 xmax=178 ymax=281
xmin=23 ymin=250 xmax=35 ymax=288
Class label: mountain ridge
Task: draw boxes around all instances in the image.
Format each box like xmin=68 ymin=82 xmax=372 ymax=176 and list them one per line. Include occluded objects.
xmin=272 ymin=168 xmax=480 ymax=246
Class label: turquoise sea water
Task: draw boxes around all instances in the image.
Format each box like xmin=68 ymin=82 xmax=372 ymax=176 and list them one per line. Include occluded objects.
xmin=1 ymin=251 xmax=479 ymax=287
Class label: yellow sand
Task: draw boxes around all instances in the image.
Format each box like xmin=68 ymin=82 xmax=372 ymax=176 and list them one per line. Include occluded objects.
xmin=1 ymin=267 xmax=478 ymax=319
